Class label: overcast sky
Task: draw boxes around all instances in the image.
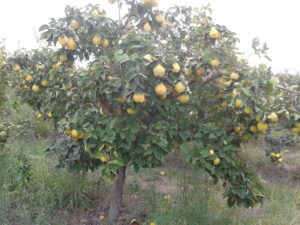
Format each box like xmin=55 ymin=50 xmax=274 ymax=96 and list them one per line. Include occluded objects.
xmin=1 ymin=0 xmax=299 ymax=73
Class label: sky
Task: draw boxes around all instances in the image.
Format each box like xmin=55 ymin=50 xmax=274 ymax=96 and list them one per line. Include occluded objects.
xmin=0 ymin=0 xmax=299 ymax=73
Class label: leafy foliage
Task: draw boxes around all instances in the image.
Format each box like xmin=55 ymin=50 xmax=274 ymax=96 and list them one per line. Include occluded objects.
xmin=6 ymin=0 xmax=300 ymax=209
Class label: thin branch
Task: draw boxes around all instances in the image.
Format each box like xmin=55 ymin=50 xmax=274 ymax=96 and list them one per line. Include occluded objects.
xmin=117 ymin=0 xmax=121 ymax=27
xmin=275 ymin=85 xmax=300 ymax=95
xmin=201 ymin=73 xmax=226 ymax=86
xmin=123 ymin=1 xmax=136 ymax=31
xmin=189 ymin=72 xmax=228 ymax=88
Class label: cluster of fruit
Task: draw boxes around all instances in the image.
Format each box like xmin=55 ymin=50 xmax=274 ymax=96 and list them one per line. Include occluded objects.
xmin=290 ymin=122 xmax=300 ymax=133
xmin=270 ymin=152 xmax=283 ymax=163
xmin=11 ymin=64 xmax=50 ymax=95
xmin=64 ymin=129 xmax=85 ymax=142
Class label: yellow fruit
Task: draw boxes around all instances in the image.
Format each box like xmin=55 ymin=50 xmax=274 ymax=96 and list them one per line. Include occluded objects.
xmin=250 ymin=203 xmax=258 ymax=208
xmin=41 ymin=80 xmax=48 ymax=87
xmin=99 ymin=216 xmax=105 ymax=221
xmin=102 ymin=39 xmax=109 ymax=48
xmin=284 ymin=149 xmax=289 ymax=153
xmin=108 ymin=0 xmax=116 ymax=4
xmin=143 ymin=54 xmax=153 ymax=62
xmin=13 ymin=64 xmax=21 ymax=72
xmin=92 ymin=35 xmax=102 ymax=46
xmin=100 ymin=156 xmax=108 ymax=163
xmin=200 ymin=18 xmax=207 ymax=26
xmin=155 ymin=83 xmax=167 ymax=96
xmin=250 ymin=126 xmax=257 ymax=132
xmin=52 ymin=62 xmax=62 ymax=69
xmin=159 ymin=171 xmax=166 ymax=176
xmin=234 ymin=99 xmax=243 ymax=108
xmin=174 ymin=82 xmax=185 ymax=93
xmin=113 ymin=151 xmax=119 ymax=158
xmin=36 ymin=113 xmax=42 ymax=118
xmin=242 ymin=134 xmax=251 ymax=142
xmin=47 ymin=112 xmax=53 ymax=118
xmin=234 ymin=126 xmax=241 ymax=134
xmin=231 ymin=89 xmax=240 ymax=97
xmin=210 ymin=59 xmax=220 ymax=67
xmin=164 ymin=195 xmax=171 ymax=200
xmin=244 ymin=107 xmax=253 ymax=114
xmin=153 ymin=64 xmax=166 ymax=77
xmin=172 ymin=141 xmax=180 ymax=149
xmin=257 ymin=122 xmax=268 ymax=132
xmin=32 ymin=84 xmax=40 ymax=93
xmin=278 ymin=158 xmax=283 ymax=163
xmin=269 ymin=76 xmax=279 ymax=86
xmin=195 ymin=67 xmax=205 ymax=75
xmin=133 ymin=93 xmax=146 ymax=103
xmin=255 ymin=114 xmax=263 ymax=122
xmin=92 ymin=9 xmax=99 ymax=17
xmin=150 ymin=222 xmax=156 ymax=225
xmin=144 ymin=22 xmax=152 ymax=31
xmin=127 ymin=108 xmax=137 ymax=115
xmin=291 ymin=127 xmax=300 ymax=133
xmin=58 ymin=36 xmax=69 ymax=47
xmin=220 ymin=101 xmax=227 ymax=108
xmin=268 ymin=112 xmax=278 ymax=123
xmin=230 ymin=72 xmax=240 ymax=80
xmin=63 ymin=83 xmax=72 ymax=90
xmin=150 ymin=0 xmax=158 ymax=7
xmin=177 ymin=94 xmax=189 ymax=103
xmin=209 ymin=149 xmax=215 ymax=155
xmin=77 ymin=132 xmax=84 ymax=139
xmin=172 ymin=63 xmax=181 ymax=73
xmin=64 ymin=129 xmax=71 ymax=135
xmin=71 ymin=20 xmax=80 ymax=30
xmin=275 ymin=153 xmax=280 ymax=158
xmin=66 ymin=37 xmax=76 ymax=50
xmin=219 ymin=78 xmax=226 ymax=86
xmin=118 ymin=97 xmax=126 ymax=103
xmin=155 ymin=14 xmax=164 ymax=24
xmin=59 ymin=55 xmax=68 ymax=63
xmin=271 ymin=152 xmax=276 ymax=157
xmin=25 ymin=74 xmax=33 ymax=81
xmin=183 ymin=68 xmax=191 ymax=76
xmin=71 ymin=129 xmax=78 ymax=138
xmin=213 ymin=157 xmax=220 ymax=166
xmin=209 ymin=27 xmax=220 ymax=39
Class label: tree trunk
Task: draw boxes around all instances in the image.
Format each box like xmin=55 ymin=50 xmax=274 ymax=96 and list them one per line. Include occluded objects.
xmin=108 ymin=166 xmax=126 ymax=222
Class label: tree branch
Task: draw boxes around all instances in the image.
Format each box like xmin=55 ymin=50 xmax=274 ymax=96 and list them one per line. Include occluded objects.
xmin=189 ymin=71 xmax=229 ymax=88
xmin=275 ymin=85 xmax=300 ymax=95
xmin=121 ymin=0 xmax=136 ymax=31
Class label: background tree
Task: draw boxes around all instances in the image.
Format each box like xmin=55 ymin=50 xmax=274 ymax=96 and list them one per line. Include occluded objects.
xmin=0 ymin=43 xmax=9 ymax=150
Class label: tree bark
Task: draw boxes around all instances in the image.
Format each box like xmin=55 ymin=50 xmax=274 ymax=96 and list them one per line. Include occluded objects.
xmin=108 ymin=166 xmax=126 ymax=222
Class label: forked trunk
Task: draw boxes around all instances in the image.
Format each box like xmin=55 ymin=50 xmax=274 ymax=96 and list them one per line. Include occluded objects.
xmin=108 ymin=166 xmax=126 ymax=222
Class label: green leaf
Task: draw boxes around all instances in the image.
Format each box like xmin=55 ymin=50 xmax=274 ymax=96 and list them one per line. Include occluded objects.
xmin=115 ymin=53 xmax=130 ymax=64
xmin=39 ymin=24 xmax=49 ymax=32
